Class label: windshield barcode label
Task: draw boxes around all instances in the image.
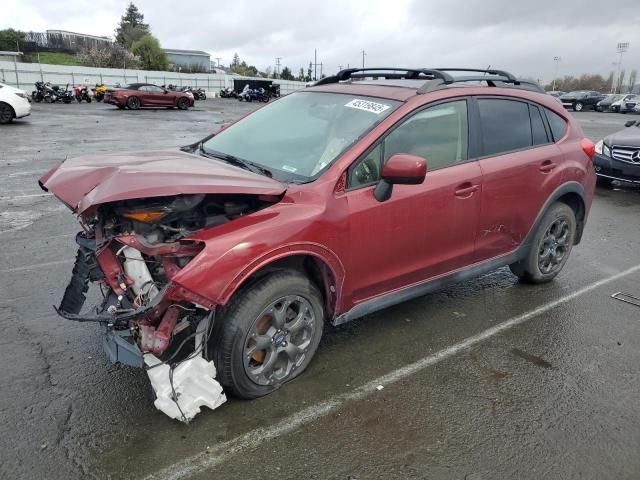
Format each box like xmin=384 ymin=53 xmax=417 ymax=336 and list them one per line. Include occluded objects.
xmin=344 ymin=99 xmax=391 ymax=114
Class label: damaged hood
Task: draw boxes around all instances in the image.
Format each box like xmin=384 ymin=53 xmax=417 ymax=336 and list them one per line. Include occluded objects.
xmin=39 ymin=149 xmax=287 ymax=213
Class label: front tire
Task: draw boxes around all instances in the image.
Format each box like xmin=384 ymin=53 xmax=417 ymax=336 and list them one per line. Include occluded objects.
xmin=177 ymin=97 xmax=190 ymax=110
xmin=509 ymin=202 xmax=576 ymax=284
xmin=211 ymin=270 xmax=324 ymax=399
xmin=573 ymin=102 xmax=583 ymax=112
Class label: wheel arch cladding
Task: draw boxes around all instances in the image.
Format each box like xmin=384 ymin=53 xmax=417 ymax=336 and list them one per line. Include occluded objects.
xmin=221 ymin=252 xmax=342 ymax=321
xmin=556 ymin=191 xmax=586 ymax=244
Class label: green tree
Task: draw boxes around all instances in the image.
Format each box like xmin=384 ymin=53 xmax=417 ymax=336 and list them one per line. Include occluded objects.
xmin=130 ymin=34 xmax=168 ymax=70
xmin=0 ymin=28 xmax=25 ymax=51
xmin=298 ymin=67 xmax=305 ymax=81
xmin=231 ymin=53 xmax=240 ymax=68
xmin=280 ymin=66 xmax=294 ymax=80
xmin=307 ymin=62 xmax=313 ymax=81
xmin=231 ymin=58 xmax=258 ymax=77
xmin=115 ymin=2 xmax=150 ymax=48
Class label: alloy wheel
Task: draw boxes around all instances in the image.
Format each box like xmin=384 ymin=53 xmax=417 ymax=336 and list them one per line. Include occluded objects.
xmin=538 ymin=217 xmax=570 ymax=274
xmin=243 ymin=295 xmax=316 ymax=386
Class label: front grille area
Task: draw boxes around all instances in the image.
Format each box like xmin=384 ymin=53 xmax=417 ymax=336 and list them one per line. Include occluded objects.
xmin=611 ymin=145 xmax=640 ymax=164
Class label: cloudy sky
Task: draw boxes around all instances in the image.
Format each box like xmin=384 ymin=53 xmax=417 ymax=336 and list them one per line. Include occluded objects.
xmin=4 ymin=0 xmax=640 ymax=83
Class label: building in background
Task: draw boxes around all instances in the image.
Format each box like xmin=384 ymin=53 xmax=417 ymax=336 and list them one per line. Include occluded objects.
xmin=0 ymin=51 xmax=23 ymax=63
xmin=164 ymin=49 xmax=211 ymax=72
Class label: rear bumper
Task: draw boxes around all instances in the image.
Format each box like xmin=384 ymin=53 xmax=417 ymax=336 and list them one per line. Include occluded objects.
xmin=594 ymin=153 xmax=640 ymax=183
xmin=13 ymin=98 xmax=31 ymax=118
xmin=105 ymin=96 xmax=125 ymax=106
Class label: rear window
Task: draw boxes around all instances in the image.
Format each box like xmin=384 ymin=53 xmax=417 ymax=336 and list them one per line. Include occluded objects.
xmin=544 ymin=109 xmax=568 ymax=142
xmin=529 ymin=105 xmax=549 ymax=145
xmin=478 ymin=99 xmax=532 ymax=156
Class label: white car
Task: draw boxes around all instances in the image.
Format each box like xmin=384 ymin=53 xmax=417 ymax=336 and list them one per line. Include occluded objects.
xmin=0 ymin=82 xmax=31 ymax=124
xmin=610 ymin=94 xmax=637 ymax=113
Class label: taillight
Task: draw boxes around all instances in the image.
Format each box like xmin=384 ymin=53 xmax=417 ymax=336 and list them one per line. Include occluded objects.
xmin=580 ymin=138 xmax=595 ymax=160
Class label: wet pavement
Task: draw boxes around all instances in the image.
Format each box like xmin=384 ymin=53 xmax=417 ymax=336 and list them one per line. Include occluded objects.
xmin=1 ymin=102 xmax=639 ymax=480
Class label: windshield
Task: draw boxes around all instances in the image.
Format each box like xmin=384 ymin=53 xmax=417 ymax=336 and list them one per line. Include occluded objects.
xmin=201 ymin=92 xmax=401 ymax=182
xmin=567 ymin=90 xmax=588 ymax=96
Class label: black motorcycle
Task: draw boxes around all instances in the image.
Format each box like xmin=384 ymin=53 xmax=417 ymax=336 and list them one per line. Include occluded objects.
xmin=31 ymin=81 xmax=46 ymax=102
xmin=219 ymin=87 xmax=238 ymax=99
xmin=35 ymin=82 xmax=73 ymax=103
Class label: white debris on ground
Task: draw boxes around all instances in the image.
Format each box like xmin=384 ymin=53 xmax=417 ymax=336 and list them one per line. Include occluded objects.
xmin=144 ymin=354 xmax=226 ymax=423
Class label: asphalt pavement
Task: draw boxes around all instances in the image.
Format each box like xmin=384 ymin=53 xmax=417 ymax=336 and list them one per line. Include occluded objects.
xmin=0 ymin=101 xmax=639 ymax=480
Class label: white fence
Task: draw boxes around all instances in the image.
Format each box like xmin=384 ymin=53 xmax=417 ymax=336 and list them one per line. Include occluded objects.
xmin=0 ymin=61 xmax=307 ymax=95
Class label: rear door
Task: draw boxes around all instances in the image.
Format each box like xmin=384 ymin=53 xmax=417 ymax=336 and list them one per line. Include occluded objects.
xmin=473 ymin=97 xmax=565 ymax=261
xmin=344 ymin=99 xmax=483 ymax=302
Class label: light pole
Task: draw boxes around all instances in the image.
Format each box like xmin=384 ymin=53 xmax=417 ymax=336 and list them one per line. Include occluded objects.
xmin=361 ymin=49 xmax=366 ymax=69
xmin=614 ymin=42 xmax=629 ymax=94
xmin=552 ymin=56 xmax=561 ymax=91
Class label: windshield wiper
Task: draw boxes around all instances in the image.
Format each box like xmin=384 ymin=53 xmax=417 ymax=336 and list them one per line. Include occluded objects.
xmin=199 ymin=144 xmax=273 ymax=178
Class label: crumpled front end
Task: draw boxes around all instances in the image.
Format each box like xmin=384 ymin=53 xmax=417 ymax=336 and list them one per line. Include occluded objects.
xmin=54 ymin=192 xmax=279 ymax=421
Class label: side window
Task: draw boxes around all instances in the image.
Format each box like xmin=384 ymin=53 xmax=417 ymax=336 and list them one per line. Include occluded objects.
xmin=347 ymin=100 xmax=468 ymax=188
xmin=349 ymin=144 xmax=382 ymax=187
xmin=384 ymin=100 xmax=468 ymax=169
xmin=544 ymin=108 xmax=568 ymax=142
xmin=478 ymin=99 xmax=532 ymax=156
xmin=529 ymin=105 xmax=549 ymax=145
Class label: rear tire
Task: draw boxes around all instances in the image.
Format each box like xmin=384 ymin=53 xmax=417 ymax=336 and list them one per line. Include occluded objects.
xmin=127 ymin=96 xmax=140 ymax=110
xmin=0 ymin=102 xmax=15 ymax=124
xmin=211 ymin=270 xmax=324 ymax=399
xmin=509 ymin=202 xmax=576 ymax=284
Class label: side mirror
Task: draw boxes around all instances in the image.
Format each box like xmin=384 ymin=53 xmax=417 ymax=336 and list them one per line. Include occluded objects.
xmin=164 ymin=89 xmax=169 ymax=94
xmin=374 ymin=153 xmax=427 ymax=202
xmin=624 ymin=120 xmax=636 ymax=127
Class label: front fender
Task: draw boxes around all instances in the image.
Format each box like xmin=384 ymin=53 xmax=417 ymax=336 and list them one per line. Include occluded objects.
xmin=171 ymin=197 xmax=349 ymax=307
xmin=219 ymin=242 xmax=345 ymax=306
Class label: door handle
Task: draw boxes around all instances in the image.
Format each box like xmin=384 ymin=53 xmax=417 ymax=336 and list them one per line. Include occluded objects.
xmin=539 ymin=160 xmax=557 ymax=173
xmin=454 ymin=182 xmax=479 ymax=197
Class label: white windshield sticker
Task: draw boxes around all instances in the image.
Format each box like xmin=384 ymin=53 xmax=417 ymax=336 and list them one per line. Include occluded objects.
xmin=282 ymin=165 xmax=298 ymax=172
xmin=344 ymin=99 xmax=391 ymax=115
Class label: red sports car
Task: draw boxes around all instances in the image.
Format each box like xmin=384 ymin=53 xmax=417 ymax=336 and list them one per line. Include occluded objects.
xmin=104 ymin=83 xmax=194 ymax=110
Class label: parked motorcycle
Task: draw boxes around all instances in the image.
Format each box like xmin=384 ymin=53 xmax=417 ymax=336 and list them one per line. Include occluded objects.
xmin=31 ymin=82 xmax=73 ymax=103
xmin=219 ymin=86 xmax=238 ymax=99
xmin=74 ymin=85 xmax=92 ymax=103
xmin=93 ymin=84 xmax=108 ymax=102
xmin=31 ymin=81 xmax=46 ymax=102
xmin=191 ymin=87 xmax=206 ymax=100
xmin=238 ymin=86 xmax=270 ymax=103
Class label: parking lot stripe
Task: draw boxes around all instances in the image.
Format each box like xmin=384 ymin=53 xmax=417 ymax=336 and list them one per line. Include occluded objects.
xmin=146 ymin=263 xmax=640 ymax=480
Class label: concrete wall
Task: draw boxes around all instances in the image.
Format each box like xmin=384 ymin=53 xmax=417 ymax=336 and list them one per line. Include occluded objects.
xmin=0 ymin=61 xmax=307 ymax=95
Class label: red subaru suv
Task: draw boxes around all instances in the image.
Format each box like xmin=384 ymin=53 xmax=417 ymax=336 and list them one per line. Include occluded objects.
xmin=40 ymin=68 xmax=596 ymax=409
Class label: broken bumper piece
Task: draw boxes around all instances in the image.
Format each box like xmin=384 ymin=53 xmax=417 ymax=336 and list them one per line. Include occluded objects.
xmin=102 ymin=325 xmax=144 ymax=368
xmin=145 ymin=354 xmax=226 ymax=423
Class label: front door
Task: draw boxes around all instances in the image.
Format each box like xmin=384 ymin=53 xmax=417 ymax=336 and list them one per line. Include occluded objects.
xmin=343 ymin=100 xmax=482 ymax=303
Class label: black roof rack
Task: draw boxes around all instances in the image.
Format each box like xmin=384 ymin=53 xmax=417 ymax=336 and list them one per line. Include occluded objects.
xmin=313 ymin=68 xmax=455 ymax=86
xmin=312 ymin=67 xmax=544 ymax=94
